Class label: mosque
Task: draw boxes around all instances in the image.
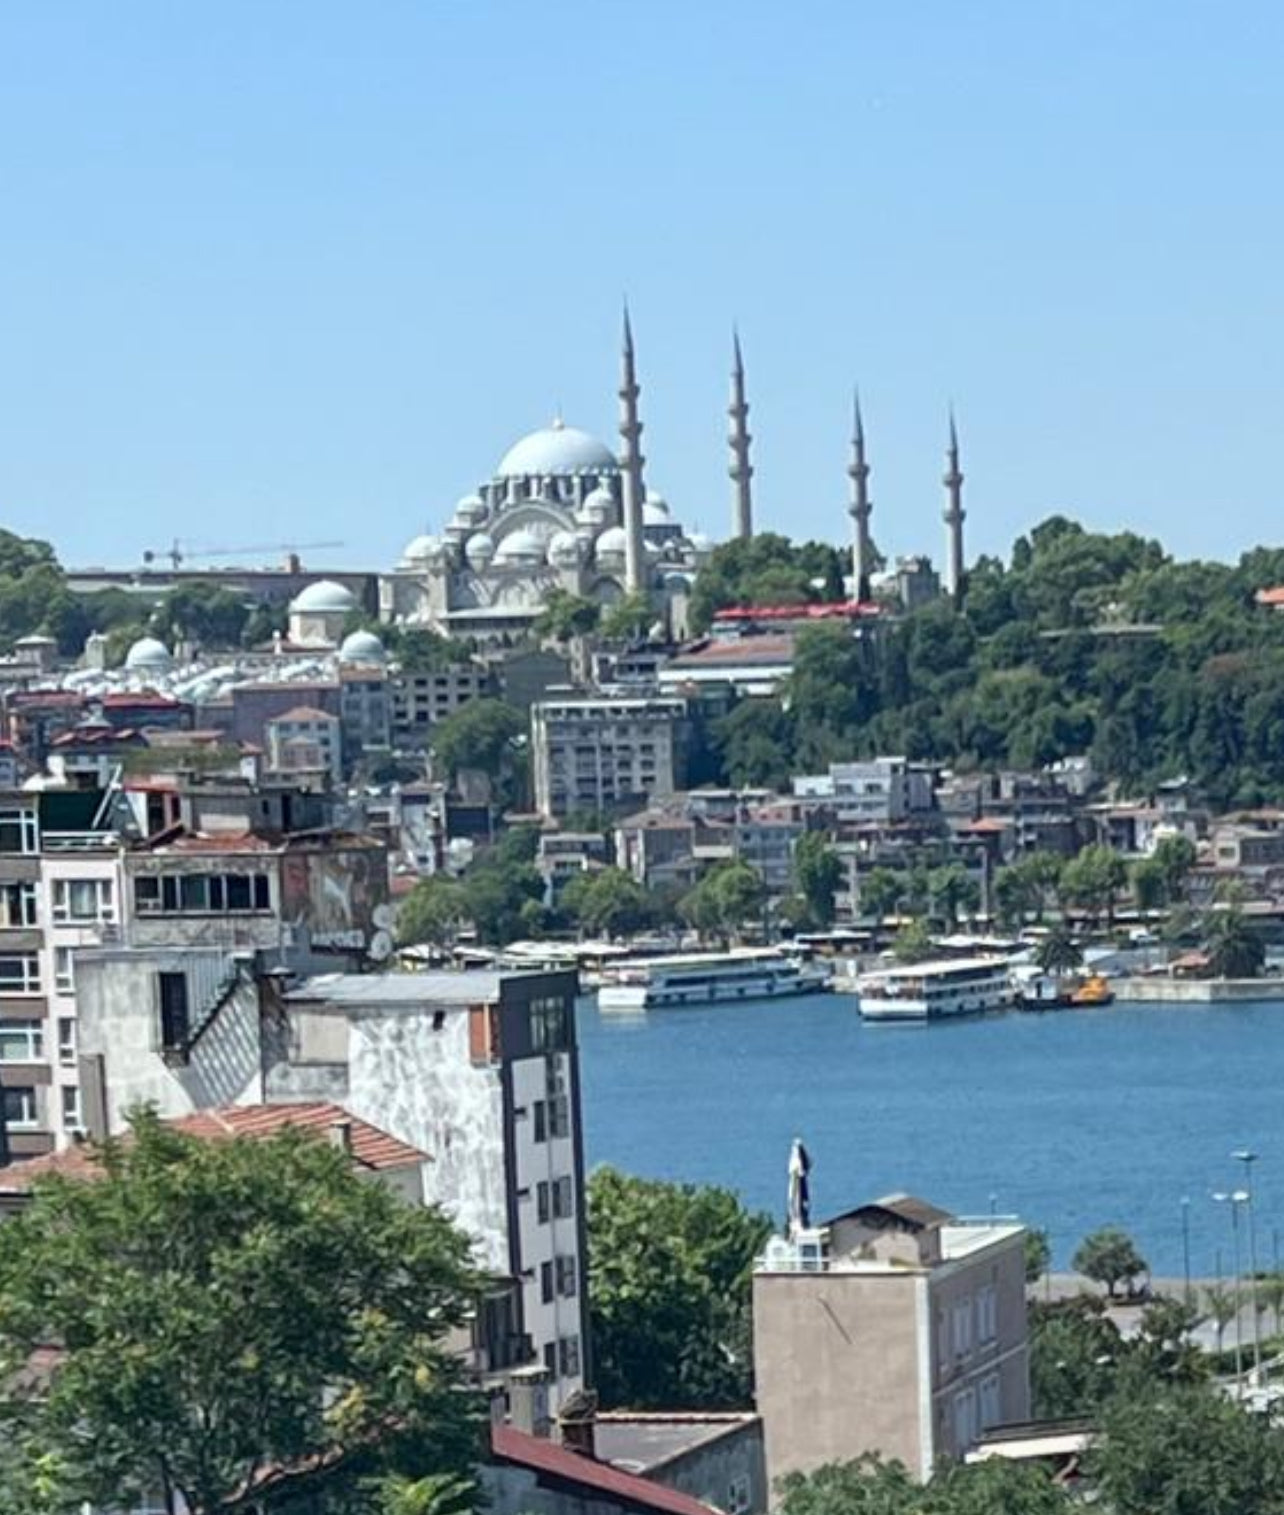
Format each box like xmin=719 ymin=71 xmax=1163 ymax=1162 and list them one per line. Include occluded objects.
xmin=380 ymin=314 xmax=725 ymax=642
xmin=378 ymin=313 xmax=970 ymax=641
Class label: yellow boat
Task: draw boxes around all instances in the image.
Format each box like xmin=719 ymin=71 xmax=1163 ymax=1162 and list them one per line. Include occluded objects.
xmin=1068 ymin=973 xmax=1114 ymax=1007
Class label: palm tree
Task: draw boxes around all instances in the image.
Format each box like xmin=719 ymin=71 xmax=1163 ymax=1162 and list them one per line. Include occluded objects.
xmin=1035 ymin=925 xmax=1083 ymax=976
xmin=1258 ymin=1272 xmax=1284 ymax=1339
xmin=1203 ymin=1282 xmax=1239 ymax=1355
xmin=1206 ymin=908 xmax=1265 ymax=980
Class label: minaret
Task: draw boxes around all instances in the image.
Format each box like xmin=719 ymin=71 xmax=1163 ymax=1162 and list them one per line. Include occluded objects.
xmin=847 ymin=389 xmax=872 ymax=600
xmin=619 ymin=305 xmax=646 ymax=595
xmin=943 ymin=409 xmax=966 ymax=607
xmin=728 ymin=330 xmax=754 ymax=540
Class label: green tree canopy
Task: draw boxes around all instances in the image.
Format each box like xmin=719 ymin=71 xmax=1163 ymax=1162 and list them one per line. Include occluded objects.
xmin=1205 ymin=906 xmax=1266 ymax=979
xmin=793 ymin=832 xmax=844 ymax=930
xmin=0 ymin=1109 xmax=481 ymax=1515
xmin=587 ymin=1167 xmax=772 ymax=1410
xmin=429 ymin=700 xmax=526 ymax=806
xmin=1034 ymin=925 xmax=1083 ymax=974
xmin=561 ymin=867 xmax=654 ymax=939
xmin=534 ymin=589 xmax=601 ymax=643
xmin=774 ymin=1451 xmax=1065 ymax=1515
xmin=1072 ymin=1225 xmax=1149 ymax=1299
xmin=680 ymin=860 xmax=766 ymax=943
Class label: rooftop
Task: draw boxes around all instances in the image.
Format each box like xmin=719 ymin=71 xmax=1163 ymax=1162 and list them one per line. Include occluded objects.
xmin=594 ymin=1413 xmax=760 ymax=1475
xmin=490 ymin=1425 xmax=717 ymax=1515
xmin=285 ymin=967 xmax=576 ymax=1009
xmin=0 ymin=1102 xmax=426 ymax=1194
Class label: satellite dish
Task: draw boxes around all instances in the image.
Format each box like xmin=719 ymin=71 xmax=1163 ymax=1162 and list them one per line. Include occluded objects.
xmin=369 ymin=929 xmax=394 ymax=962
xmin=372 ymin=903 xmax=394 ymax=930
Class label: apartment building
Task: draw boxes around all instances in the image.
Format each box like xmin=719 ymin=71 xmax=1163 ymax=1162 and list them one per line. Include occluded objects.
xmin=390 ymin=662 xmax=493 ymax=745
xmin=0 ymin=789 xmax=125 ymax=1158
xmin=74 ymin=961 xmax=588 ymax=1410
xmin=753 ymin=1193 xmax=1030 ymax=1484
xmin=531 ymin=694 xmax=688 ymax=820
xmin=265 ymin=706 xmax=343 ymax=785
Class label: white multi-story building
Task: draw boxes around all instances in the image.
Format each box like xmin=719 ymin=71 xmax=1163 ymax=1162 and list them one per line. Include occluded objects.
xmin=793 ymin=758 xmax=935 ymax=828
xmin=531 ymin=693 xmax=688 ymax=820
xmin=74 ymin=960 xmax=589 ymax=1409
xmin=0 ymin=790 xmax=126 ymax=1159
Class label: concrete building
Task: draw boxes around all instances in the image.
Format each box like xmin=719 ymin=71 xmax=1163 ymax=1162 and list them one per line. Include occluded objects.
xmin=753 ymin=1193 xmax=1030 ymax=1484
xmin=0 ymin=788 xmax=127 ymax=1158
xmin=265 ymin=706 xmax=343 ymax=785
xmin=531 ymin=694 xmax=688 ymax=821
xmin=74 ymin=963 xmax=589 ymax=1409
xmin=793 ymin=758 xmax=934 ymax=828
xmin=391 ymin=660 xmax=494 ymax=746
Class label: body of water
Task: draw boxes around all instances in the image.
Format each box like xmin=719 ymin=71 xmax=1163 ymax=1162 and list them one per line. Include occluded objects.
xmin=576 ymin=993 xmax=1284 ymax=1276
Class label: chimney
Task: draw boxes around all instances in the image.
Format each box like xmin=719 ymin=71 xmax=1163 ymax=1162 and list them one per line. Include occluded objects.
xmin=556 ymin=1388 xmax=599 ymax=1459
xmin=507 ymin=1365 xmax=552 ymax=1439
xmin=327 ymin=1118 xmax=353 ymax=1155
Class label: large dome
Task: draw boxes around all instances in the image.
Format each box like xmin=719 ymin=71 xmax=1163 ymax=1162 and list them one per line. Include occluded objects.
xmin=291 ymin=579 xmax=357 ymax=614
xmin=497 ymin=420 xmax=618 ymax=478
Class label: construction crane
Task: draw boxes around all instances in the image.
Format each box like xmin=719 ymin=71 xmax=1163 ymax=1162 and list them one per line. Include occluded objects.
xmin=142 ymin=540 xmax=346 ymax=570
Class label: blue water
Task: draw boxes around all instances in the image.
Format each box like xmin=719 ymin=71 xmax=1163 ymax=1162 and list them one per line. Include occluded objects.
xmin=577 ymin=994 xmax=1284 ymax=1276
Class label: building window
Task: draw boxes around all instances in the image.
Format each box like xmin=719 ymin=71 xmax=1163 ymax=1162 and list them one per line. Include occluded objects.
xmin=157 ymin=972 xmax=190 ymax=1051
xmin=54 ymin=947 xmax=74 ymax=995
xmin=532 ymin=1100 xmax=547 ymax=1143
xmin=553 ymin=1175 xmax=575 ymax=1219
xmin=530 ymin=995 xmax=568 ymax=1051
xmin=978 ymin=1372 xmax=1001 ymax=1431
xmin=556 ymin=1255 xmax=577 ymax=1297
xmin=536 ymin=1180 xmax=551 ymax=1224
xmin=134 ymin=872 xmax=271 ymax=916
xmin=543 ymin=1342 xmax=557 ymax=1378
xmin=61 ymin=1084 xmax=82 ymax=1129
xmin=2 ymin=1085 xmax=37 ymax=1130
xmin=0 ymin=1019 xmax=43 ymax=1062
xmin=52 ymin=877 xmax=116 ymax=924
xmin=977 ymin=1284 xmax=997 ymax=1345
xmin=0 ymin=954 xmax=41 ymax=995
xmin=57 ymin=1017 xmax=76 ymax=1066
xmin=0 ymin=882 xmax=37 ymax=928
xmin=0 ymin=809 xmax=38 ymax=855
xmin=557 ymin=1334 xmax=581 ymax=1378
xmin=547 ymin=1095 xmax=570 ymax=1140
xmin=540 ymin=1261 xmax=554 ymax=1305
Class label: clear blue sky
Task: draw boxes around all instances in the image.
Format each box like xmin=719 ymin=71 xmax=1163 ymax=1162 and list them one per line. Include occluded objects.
xmin=3 ymin=1 xmax=1283 ymax=572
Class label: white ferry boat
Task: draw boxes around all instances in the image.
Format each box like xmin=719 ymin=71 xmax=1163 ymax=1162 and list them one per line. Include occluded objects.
xmin=597 ymin=947 xmax=831 ymax=1011
xmin=855 ymin=955 xmax=1013 ymax=1022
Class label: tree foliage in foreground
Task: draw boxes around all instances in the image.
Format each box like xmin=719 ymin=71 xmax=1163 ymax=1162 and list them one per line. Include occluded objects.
xmin=0 ymin=1109 xmax=483 ymax=1515
xmin=587 ymin=1166 xmax=772 ymax=1411
xmin=775 ymin=1452 xmax=1064 ymax=1515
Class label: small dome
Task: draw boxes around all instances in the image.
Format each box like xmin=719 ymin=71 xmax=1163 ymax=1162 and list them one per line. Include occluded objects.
xmin=125 ymin=636 xmax=172 ymax=672
xmin=595 ymin=525 xmax=628 ymax=564
xmin=339 ymin=630 xmax=387 ymax=665
xmin=290 ymin=579 xmax=357 ymax=614
xmin=643 ymin=493 xmax=670 ymax=521
xmin=644 ymin=540 xmax=663 ymax=563
xmin=547 ymin=530 xmax=582 ymax=568
xmin=494 ymin=528 xmax=546 ymax=566
xmin=688 ymin=531 xmax=712 ymax=554
xmin=497 ymin=421 xmax=619 ymax=478
xmin=455 ymin=494 xmax=487 ymax=525
xmin=401 ymin=533 xmax=438 ymax=566
xmin=579 ymin=484 xmax=615 ymax=520
xmin=663 ymin=570 xmax=694 ymax=592
xmin=466 ymin=532 xmax=497 ymax=568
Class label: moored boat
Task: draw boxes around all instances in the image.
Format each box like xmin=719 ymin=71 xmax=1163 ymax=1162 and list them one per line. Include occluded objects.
xmin=597 ymin=947 xmax=831 ymax=1011
xmin=855 ymin=955 xmax=1013 ymax=1022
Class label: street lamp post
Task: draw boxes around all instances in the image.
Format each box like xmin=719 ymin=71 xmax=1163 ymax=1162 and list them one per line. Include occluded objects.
xmin=1233 ymin=1150 xmax=1262 ymax=1383
xmin=1181 ymin=1196 xmax=1192 ymax=1306
xmin=1213 ymin=1190 xmax=1248 ymax=1394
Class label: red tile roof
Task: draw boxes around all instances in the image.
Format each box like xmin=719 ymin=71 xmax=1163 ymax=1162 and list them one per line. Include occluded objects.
xmin=490 ymin=1426 xmax=718 ymax=1515
xmin=1256 ymin=586 xmax=1284 ymax=607
xmin=0 ymin=1103 xmax=427 ymax=1193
